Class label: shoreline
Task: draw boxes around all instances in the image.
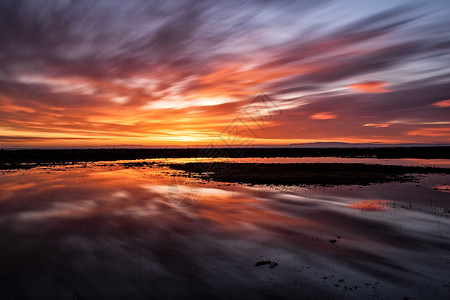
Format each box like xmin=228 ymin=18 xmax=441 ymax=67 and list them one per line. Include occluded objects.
xmin=1 ymin=146 xmax=450 ymax=167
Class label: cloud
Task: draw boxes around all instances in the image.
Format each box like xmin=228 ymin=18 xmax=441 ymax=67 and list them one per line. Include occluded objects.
xmin=0 ymin=0 xmax=449 ymax=146
xmin=300 ymin=42 xmax=425 ymax=84
xmin=363 ymin=123 xmax=391 ymax=128
xmin=347 ymin=81 xmax=391 ymax=93
xmin=310 ymin=112 xmax=337 ymax=120
xmin=432 ymin=99 xmax=450 ymax=108
xmin=406 ymin=128 xmax=450 ymax=138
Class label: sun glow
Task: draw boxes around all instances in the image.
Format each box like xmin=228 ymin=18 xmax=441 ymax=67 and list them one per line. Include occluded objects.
xmin=1 ymin=1 xmax=449 ymax=147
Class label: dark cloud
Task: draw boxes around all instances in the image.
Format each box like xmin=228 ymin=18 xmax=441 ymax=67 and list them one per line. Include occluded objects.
xmin=301 ymin=41 xmax=425 ymax=83
xmin=0 ymin=0 xmax=325 ymax=79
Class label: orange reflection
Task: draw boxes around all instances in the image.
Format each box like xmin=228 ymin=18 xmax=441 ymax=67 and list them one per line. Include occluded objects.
xmin=433 ymin=185 xmax=450 ymax=193
xmin=347 ymin=200 xmax=391 ymax=211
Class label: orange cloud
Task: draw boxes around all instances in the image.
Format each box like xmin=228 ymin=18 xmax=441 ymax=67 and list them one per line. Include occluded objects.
xmin=363 ymin=123 xmax=391 ymax=128
xmin=432 ymin=99 xmax=450 ymax=108
xmin=406 ymin=127 xmax=450 ymax=138
xmin=309 ymin=112 xmax=337 ymax=120
xmin=347 ymin=81 xmax=391 ymax=93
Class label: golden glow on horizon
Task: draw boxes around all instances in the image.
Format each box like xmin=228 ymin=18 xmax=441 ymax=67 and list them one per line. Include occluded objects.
xmin=0 ymin=55 xmax=448 ymax=147
xmin=1 ymin=1 xmax=450 ymax=148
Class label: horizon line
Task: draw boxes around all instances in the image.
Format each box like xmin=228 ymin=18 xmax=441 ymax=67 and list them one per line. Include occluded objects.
xmin=2 ymin=142 xmax=450 ymax=150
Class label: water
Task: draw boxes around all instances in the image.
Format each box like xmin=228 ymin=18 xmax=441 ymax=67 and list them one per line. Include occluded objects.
xmin=149 ymin=157 xmax=450 ymax=168
xmin=0 ymin=160 xmax=449 ymax=299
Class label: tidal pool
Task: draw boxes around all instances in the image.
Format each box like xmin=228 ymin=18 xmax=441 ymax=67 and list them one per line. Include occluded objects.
xmin=0 ymin=162 xmax=449 ymax=299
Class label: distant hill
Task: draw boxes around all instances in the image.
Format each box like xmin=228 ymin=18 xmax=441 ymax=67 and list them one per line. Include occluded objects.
xmin=288 ymin=142 xmax=449 ymax=148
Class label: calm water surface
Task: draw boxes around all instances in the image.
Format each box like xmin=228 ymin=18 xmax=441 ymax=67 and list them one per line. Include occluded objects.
xmin=152 ymin=157 xmax=450 ymax=168
xmin=0 ymin=161 xmax=449 ymax=299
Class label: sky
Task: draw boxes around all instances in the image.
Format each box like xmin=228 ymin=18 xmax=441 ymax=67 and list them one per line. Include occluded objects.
xmin=0 ymin=0 xmax=449 ymax=148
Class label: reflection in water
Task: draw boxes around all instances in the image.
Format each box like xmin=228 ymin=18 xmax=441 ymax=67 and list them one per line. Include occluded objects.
xmin=153 ymin=157 xmax=450 ymax=168
xmin=434 ymin=185 xmax=450 ymax=193
xmin=346 ymin=200 xmax=391 ymax=211
xmin=0 ymin=164 xmax=449 ymax=299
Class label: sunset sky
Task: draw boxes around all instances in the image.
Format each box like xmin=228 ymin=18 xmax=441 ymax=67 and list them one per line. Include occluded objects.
xmin=0 ymin=0 xmax=449 ymax=148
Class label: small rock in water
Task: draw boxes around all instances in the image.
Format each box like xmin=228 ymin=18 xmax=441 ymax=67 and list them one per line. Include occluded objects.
xmin=254 ymin=260 xmax=278 ymax=268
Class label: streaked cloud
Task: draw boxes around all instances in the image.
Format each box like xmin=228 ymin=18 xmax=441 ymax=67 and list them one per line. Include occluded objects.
xmin=407 ymin=128 xmax=450 ymax=137
xmin=310 ymin=112 xmax=337 ymax=120
xmin=0 ymin=0 xmax=449 ymax=147
xmin=347 ymin=81 xmax=391 ymax=93
xmin=432 ymin=99 xmax=450 ymax=108
xmin=364 ymin=123 xmax=391 ymax=128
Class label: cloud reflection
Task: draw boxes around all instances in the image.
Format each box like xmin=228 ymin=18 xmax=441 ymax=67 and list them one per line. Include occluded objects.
xmin=0 ymin=164 xmax=449 ymax=298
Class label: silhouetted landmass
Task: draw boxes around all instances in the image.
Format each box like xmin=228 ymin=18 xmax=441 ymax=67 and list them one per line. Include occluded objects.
xmin=166 ymin=163 xmax=450 ymax=186
xmin=0 ymin=146 xmax=449 ymax=169
xmin=254 ymin=260 xmax=278 ymax=268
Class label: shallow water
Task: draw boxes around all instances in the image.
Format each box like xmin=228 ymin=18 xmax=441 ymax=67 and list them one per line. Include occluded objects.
xmin=0 ymin=162 xmax=449 ymax=299
xmin=140 ymin=157 xmax=450 ymax=168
